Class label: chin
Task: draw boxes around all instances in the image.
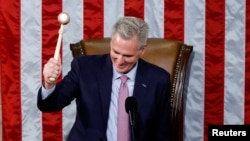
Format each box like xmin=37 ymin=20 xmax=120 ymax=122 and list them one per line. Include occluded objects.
xmin=116 ymin=69 xmax=125 ymax=73
xmin=115 ymin=67 xmax=127 ymax=74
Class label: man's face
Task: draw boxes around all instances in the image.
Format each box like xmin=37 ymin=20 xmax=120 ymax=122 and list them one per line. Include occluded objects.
xmin=110 ymin=33 xmax=146 ymax=74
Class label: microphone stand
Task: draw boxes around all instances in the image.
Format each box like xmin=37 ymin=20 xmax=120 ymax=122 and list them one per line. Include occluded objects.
xmin=125 ymin=96 xmax=137 ymax=141
xmin=129 ymin=110 xmax=136 ymax=141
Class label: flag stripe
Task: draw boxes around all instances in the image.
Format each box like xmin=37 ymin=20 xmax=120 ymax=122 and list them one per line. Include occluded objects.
xmin=41 ymin=0 xmax=63 ymax=140
xmin=1 ymin=0 xmax=22 ymax=140
xmin=204 ymin=1 xmax=225 ymax=141
xmin=144 ymin=0 xmax=164 ymax=38
xmin=164 ymin=0 xmax=184 ymax=41
xmin=61 ymin=0 xmax=83 ymax=139
xmin=184 ymin=1 xmax=206 ymax=140
xmin=21 ymin=0 xmax=42 ymax=140
xmin=245 ymin=0 xmax=250 ymax=124
xmin=83 ymin=0 xmax=104 ymax=39
xmin=103 ymin=0 xmax=124 ymax=37
xmin=224 ymin=0 xmax=245 ymax=124
xmin=124 ymin=0 xmax=144 ymax=19
xmin=163 ymin=0 xmax=185 ymax=140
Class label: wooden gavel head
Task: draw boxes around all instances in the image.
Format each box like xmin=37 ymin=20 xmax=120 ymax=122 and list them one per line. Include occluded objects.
xmin=58 ymin=12 xmax=70 ymax=25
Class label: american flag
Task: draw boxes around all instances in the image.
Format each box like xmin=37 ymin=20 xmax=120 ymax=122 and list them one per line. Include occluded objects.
xmin=0 ymin=0 xmax=250 ymax=141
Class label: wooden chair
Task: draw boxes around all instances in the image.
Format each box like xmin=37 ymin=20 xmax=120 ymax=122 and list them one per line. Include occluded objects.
xmin=70 ymin=37 xmax=193 ymax=141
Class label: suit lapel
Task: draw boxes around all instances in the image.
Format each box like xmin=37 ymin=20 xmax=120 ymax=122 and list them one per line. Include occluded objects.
xmin=98 ymin=55 xmax=113 ymax=123
xmin=133 ymin=60 xmax=149 ymax=107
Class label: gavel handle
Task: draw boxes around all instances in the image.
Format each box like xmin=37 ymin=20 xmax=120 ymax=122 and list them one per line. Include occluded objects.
xmin=54 ymin=24 xmax=64 ymax=60
xmin=49 ymin=24 xmax=64 ymax=82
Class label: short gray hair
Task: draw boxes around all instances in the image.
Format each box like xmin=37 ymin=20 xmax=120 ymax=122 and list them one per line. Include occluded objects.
xmin=111 ymin=16 xmax=149 ymax=49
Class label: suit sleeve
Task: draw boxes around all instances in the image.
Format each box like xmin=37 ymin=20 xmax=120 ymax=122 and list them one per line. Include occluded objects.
xmin=37 ymin=57 xmax=81 ymax=112
xmin=154 ymin=77 xmax=172 ymax=141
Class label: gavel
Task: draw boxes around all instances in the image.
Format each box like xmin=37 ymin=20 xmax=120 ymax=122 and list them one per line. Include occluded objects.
xmin=49 ymin=12 xmax=70 ymax=82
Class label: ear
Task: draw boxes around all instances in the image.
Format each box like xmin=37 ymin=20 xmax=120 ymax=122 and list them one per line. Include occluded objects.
xmin=140 ymin=44 xmax=147 ymax=56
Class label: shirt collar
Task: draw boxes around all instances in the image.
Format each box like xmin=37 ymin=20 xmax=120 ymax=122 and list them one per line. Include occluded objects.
xmin=113 ymin=62 xmax=138 ymax=81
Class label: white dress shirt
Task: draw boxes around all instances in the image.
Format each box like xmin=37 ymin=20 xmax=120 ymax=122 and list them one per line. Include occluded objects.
xmin=106 ymin=64 xmax=137 ymax=141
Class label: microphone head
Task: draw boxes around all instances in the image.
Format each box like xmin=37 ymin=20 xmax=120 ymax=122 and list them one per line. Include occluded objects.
xmin=125 ymin=96 xmax=137 ymax=113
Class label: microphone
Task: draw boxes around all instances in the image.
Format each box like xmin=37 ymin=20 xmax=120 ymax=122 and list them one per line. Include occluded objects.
xmin=125 ymin=96 xmax=137 ymax=141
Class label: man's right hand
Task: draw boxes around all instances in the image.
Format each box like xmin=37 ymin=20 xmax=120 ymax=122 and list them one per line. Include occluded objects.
xmin=43 ymin=57 xmax=62 ymax=89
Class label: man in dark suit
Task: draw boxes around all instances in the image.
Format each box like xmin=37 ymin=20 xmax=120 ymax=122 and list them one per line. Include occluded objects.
xmin=38 ymin=16 xmax=171 ymax=141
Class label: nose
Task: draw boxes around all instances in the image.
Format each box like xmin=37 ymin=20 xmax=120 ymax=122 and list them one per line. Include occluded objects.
xmin=116 ymin=55 xmax=125 ymax=63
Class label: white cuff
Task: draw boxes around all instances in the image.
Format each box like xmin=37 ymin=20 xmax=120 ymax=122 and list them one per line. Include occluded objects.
xmin=41 ymin=85 xmax=55 ymax=100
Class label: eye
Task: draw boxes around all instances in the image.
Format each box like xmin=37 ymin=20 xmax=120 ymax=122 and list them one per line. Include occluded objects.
xmin=124 ymin=55 xmax=133 ymax=58
xmin=114 ymin=50 xmax=119 ymax=55
xmin=111 ymin=48 xmax=120 ymax=55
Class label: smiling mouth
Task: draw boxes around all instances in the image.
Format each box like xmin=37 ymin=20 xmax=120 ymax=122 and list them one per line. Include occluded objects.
xmin=117 ymin=65 xmax=125 ymax=69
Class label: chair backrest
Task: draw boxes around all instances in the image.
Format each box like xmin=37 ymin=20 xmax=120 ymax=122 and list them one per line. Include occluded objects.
xmin=70 ymin=37 xmax=193 ymax=141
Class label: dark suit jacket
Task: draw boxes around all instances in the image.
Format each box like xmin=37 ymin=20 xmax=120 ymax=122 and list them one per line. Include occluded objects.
xmin=37 ymin=54 xmax=171 ymax=141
